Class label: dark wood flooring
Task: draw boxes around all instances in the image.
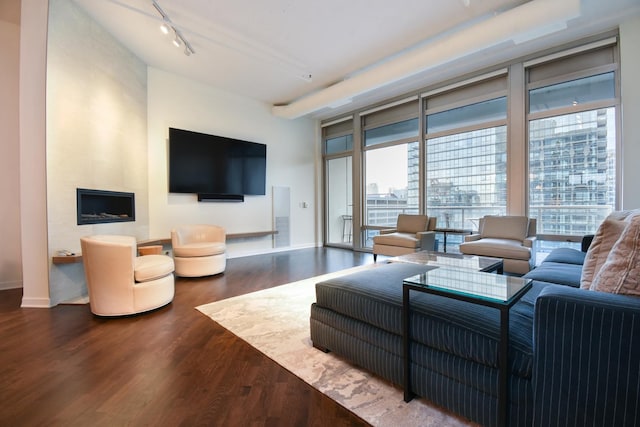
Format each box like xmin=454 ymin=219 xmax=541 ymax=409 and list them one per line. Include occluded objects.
xmin=0 ymin=247 xmax=374 ymax=426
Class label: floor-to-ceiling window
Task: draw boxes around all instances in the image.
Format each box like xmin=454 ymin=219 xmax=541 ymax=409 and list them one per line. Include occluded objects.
xmin=424 ymin=75 xmax=508 ymax=232
xmin=527 ymin=42 xmax=619 ymax=238
xmin=323 ymin=118 xmax=354 ymax=247
xmin=320 ymin=35 xmax=620 ymax=253
xmin=361 ymin=99 xmax=419 ymax=248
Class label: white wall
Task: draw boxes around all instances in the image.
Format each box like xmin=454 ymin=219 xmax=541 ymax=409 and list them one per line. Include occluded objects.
xmin=0 ymin=13 xmax=22 ymax=290
xmin=620 ymin=16 xmax=640 ymax=209
xmin=46 ymin=0 xmax=148 ymax=305
xmin=147 ymin=68 xmax=318 ymax=257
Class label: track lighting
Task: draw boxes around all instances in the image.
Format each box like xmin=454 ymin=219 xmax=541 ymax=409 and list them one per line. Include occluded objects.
xmin=152 ymin=0 xmax=195 ymax=56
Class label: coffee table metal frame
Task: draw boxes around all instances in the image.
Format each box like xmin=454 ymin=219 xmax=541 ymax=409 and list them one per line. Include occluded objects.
xmin=392 ymin=250 xmax=503 ymax=274
xmin=402 ymin=268 xmax=532 ymax=427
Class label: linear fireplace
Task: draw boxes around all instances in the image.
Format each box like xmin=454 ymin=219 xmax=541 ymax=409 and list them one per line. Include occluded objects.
xmin=76 ymin=188 xmax=135 ymax=225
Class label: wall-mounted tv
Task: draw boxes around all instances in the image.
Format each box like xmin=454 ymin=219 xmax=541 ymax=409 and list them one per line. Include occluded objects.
xmin=168 ymin=128 xmax=266 ymax=200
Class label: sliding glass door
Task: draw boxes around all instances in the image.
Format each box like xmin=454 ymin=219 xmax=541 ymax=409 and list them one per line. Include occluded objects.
xmin=326 ymin=156 xmax=353 ymax=246
xmin=323 ymin=124 xmax=354 ymax=247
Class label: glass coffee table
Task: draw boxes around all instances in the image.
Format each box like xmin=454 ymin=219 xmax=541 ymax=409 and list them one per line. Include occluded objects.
xmin=402 ymin=267 xmax=532 ymax=427
xmin=391 ymin=250 xmax=503 ymax=274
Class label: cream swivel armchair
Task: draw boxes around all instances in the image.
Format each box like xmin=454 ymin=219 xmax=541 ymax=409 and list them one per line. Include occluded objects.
xmin=459 ymin=215 xmax=537 ymax=275
xmin=372 ymin=214 xmax=437 ymax=262
xmin=171 ymin=224 xmax=226 ymax=277
xmin=80 ymin=235 xmax=175 ymax=316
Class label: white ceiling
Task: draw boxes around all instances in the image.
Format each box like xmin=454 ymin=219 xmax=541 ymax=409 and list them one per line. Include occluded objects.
xmin=72 ymin=0 xmax=640 ymax=119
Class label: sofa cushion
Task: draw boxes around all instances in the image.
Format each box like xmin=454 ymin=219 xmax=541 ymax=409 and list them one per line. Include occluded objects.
xmin=311 ymin=302 xmax=534 ymax=405
xmin=459 ymin=238 xmax=531 ymax=260
xmin=173 ymin=241 xmax=226 ymax=257
xmin=542 ymin=248 xmax=586 ymax=265
xmin=524 ymin=262 xmax=583 ymax=288
xmin=134 ymin=254 xmax=174 ymax=282
xmin=481 ymin=216 xmax=529 ymax=241
xmin=373 ymin=232 xmax=419 ymax=248
xmin=315 ymin=263 xmax=433 ymax=331
xmin=591 ymin=217 xmax=640 ymax=296
xmin=314 ymin=262 xmax=539 ymax=378
xmin=581 ymin=219 xmax=627 ymax=290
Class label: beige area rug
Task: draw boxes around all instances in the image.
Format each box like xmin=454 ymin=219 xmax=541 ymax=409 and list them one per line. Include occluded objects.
xmin=196 ymin=265 xmax=473 ymax=427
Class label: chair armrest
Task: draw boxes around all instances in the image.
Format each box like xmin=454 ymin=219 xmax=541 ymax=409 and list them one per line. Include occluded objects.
xmin=379 ymin=228 xmax=397 ymax=235
xmin=523 ymin=236 xmax=536 ymax=248
xmin=533 ymin=285 xmax=640 ymax=426
xmin=464 ymin=233 xmax=482 ymax=242
xmin=581 ymin=234 xmax=594 ymax=252
xmin=416 ymin=231 xmax=436 ymax=251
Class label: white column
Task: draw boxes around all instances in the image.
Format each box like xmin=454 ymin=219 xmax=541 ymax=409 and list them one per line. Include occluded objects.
xmin=620 ymin=16 xmax=640 ymax=209
xmin=20 ymin=0 xmax=51 ymax=307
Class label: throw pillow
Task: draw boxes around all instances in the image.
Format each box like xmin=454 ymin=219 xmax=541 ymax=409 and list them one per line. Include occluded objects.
xmin=580 ymin=218 xmax=627 ymax=289
xmin=591 ymin=217 xmax=640 ymax=296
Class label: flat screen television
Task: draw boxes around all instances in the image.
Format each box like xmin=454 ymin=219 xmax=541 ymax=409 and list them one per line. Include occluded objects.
xmin=168 ymin=127 xmax=266 ymax=199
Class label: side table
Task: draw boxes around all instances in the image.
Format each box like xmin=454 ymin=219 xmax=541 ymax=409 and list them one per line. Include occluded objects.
xmin=402 ymin=268 xmax=532 ymax=426
xmin=138 ymin=245 xmax=163 ymax=256
xmin=434 ymin=228 xmax=473 ymax=252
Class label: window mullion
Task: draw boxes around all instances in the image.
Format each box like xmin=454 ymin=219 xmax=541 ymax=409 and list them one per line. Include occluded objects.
xmin=527 ymin=99 xmax=617 ymax=121
xmin=425 ymin=119 xmax=507 ymax=140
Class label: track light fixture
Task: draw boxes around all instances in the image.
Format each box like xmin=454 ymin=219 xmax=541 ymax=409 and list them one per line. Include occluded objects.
xmin=160 ymin=22 xmax=169 ymax=35
xmin=152 ymin=0 xmax=195 ymax=56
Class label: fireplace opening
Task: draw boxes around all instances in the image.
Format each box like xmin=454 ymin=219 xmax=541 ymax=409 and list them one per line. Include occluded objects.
xmin=77 ymin=188 xmax=135 ymax=225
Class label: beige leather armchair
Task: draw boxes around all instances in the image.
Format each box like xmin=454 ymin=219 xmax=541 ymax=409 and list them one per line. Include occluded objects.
xmin=80 ymin=235 xmax=175 ymax=316
xmin=171 ymin=224 xmax=226 ymax=277
xmin=459 ymin=215 xmax=536 ymax=275
xmin=372 ymin=214 xmax=437 ymax=262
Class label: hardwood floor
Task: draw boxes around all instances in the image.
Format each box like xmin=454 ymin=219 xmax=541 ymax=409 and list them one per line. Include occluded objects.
xmin=0 ymin=247 xmax=373 ymax=427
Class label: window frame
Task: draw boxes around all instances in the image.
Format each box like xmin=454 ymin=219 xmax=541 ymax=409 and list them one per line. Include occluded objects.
xmin=423 ymin=81 xmax=509 ymax=232
xmin=360 ymin=100 xmax=420 ymax=244
xmin=525 ymin=56 xmax=621 ymax=241
xmin=319 ymin=34 xmax=621 ymax=252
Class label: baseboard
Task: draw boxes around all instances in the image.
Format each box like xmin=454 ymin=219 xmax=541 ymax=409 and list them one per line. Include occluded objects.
xmin=226 ymin=243 xmax=320 ymax=259
xmin=0 ymin=280 xmax=23 ymax=291
xmin=21 ymin=297 xmax=52 ymax=308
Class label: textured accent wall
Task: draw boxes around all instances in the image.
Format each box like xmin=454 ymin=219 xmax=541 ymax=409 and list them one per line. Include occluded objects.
xmin=46 ymin=0 xmax=148 ymax=305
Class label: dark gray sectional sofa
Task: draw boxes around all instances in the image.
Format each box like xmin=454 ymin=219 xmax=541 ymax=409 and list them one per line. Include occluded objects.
xmin=310 ymin=247 xmax=640 ymax=426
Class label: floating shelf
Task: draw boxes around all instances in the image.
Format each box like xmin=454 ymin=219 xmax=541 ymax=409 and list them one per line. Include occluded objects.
xmin=53 ymin=231 xmax=278 ymax=264
xmin=52 ymin=254 xmax=83 ymax=264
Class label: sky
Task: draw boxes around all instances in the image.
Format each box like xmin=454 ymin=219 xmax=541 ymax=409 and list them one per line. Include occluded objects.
xmin=365 ymin=144 xmax=408 ymax=193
